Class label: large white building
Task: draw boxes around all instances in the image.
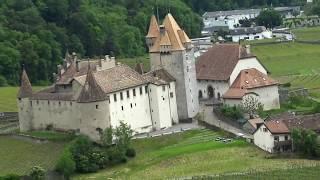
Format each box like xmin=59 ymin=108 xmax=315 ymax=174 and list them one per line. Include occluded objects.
xmin=18 ymin=13 xmax=200 ymax=141
xmin=196 ymin=44 xmax=280 ymax=110
xmin=228 ymin=26 xmax=272 ymax=42
xmin=18 ymin=54 xmax=179 ymax=141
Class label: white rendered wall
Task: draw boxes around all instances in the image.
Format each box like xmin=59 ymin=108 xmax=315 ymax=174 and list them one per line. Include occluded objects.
xmin=109 ymin=85 xmax=153 ymax=134
xmin=230 ymin=57 xmax=268 ymax=85
xmin=17 ymin=98 xmax=33 ymax=131
xmin=247 ymin=85 xmax=280 ymax=110
xmin=231 ymin=33 xmax=263 ymax=42
xmin=197 ymin=80 xmax=229 ymax=99
xmin=169 ymin=82 xmax=179 ymax=124
xmin=254 ymin=124 xmax=290 ymax=153
xmin=254 ymin=124 xmax=275 ymax=153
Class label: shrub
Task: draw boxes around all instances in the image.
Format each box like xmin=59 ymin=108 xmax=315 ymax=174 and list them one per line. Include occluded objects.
xmin=29 ymin=166 xmax=45 ymax=180
xmin=220 ymin=105 xmax=244 ymax=120
xmin=55 ymin=150 xmax=76 ymax=179
xmin=109 ymin=148 xmax=127 ymax=164
xmin=125 ymin=148 xmax=136 ymax=158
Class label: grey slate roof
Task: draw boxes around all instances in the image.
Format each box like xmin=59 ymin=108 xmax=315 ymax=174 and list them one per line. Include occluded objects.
xmin=77 ymin=67 xmax=107 ymax=103
xmin=18 ymin=68 xmax=33 ymax=98
xmin=203 ymin=9 xmax=261 ymax=18
xmin=143 ymin=69 xmax=175 ymax=85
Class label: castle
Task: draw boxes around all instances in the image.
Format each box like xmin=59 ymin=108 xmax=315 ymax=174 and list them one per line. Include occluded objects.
xmin=17 ymin=14 xmax=199 ymax=140
xmin=146 ymin=14 xmax=199 ymax=120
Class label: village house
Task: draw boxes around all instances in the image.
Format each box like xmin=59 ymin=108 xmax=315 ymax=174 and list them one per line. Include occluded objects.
xmin=196 ymin=44 xmax=280 ymax=110
xmin=252 ymin=113 xmax=320 ymax=153
xmin=253 ymin=120 xmax=292 ymax=153
xmin=18 ymin=54 xmax=179 ymax=141
xmin=228 ymin=26 xmax=272 ymax=42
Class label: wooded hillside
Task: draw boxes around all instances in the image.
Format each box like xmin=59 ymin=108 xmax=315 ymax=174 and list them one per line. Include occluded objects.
xmin=0 ymin=0 xmax=309 ymax=85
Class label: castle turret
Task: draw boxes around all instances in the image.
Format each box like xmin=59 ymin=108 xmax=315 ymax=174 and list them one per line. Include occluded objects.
xmin=17 ymin=67 xmax=33 ymax=131
xmin=147 ymin=13 xmax=199 ymax=121
xmin=146 ymin=15 xmax=160 ymax=50
xmin=77 ymin=66 xmax=110 ymax=141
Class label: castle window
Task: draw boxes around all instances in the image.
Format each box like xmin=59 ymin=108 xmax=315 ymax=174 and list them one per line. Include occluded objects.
xmin=170 ymin=92 xmax=174 ymax=98
xmin=162 ymin=86 xmax=166 ymax=91
xmin=163 ymin=97 xmax=165 ymax=101
xmin=70 ymin=102 xmax=72 ymax=106
xmin=120 ymin=92 xmax=123 ymax=100
xmin=18 ymin=98 xmax=21 ymax=101
xmin=30 ymin=101 xmax=32 ymax=107
xmin=127 ymin=90 xmax=130 ymax=98
xmin=133 ymin=89 xmax=136 ymax=97
xmin=48 ymin=101 xmax=50 ymax=105
xmin=59 ymin=101 xmax=61 ymax=106
xmin=121 ymin=106 xmax=124 ymax=111
xmin=130 ymin=103 xmax=133 ymax=108
xmin=36 ymin=100 xmax=39 ymax=105
xmin=140 ymin=87 xmax=143 ymax=95
xmin=145 ymin=86 xmax=148 ymax=93
xmin=187 ymin=66 xmax=189 ymax=72
xmin=96 ymin=105 xmax=99 ymax=109
xmin=114 ymin=94 xmax=117 ymax=102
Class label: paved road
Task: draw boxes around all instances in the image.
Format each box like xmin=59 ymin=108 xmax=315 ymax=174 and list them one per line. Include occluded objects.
xmin=200 ymin=104 xmax=252 ymax=139
xmin=133 ymin=121 xmax=201 ymax=139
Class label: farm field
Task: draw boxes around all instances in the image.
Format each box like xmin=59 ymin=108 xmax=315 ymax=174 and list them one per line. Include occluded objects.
xmin=75 ymin=129 xmax=320 ymax=180
xmin=0 ymin=136 xmax=67 ymax=176
xmin=251 ymin=42 xmax=320 ymax=77
xmin=0 ymin=86 xmax=44 ymax=112
xmin=293 ymin=27 xmax=320 ymax=41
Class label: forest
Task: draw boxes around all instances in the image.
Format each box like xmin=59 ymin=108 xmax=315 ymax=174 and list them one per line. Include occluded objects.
xmin=0 ymin=0 xmax=312 ymax=85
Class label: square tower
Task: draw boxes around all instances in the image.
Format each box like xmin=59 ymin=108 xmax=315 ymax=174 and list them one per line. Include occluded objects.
xmin=146 ymin=14 xmax=199 ymax=120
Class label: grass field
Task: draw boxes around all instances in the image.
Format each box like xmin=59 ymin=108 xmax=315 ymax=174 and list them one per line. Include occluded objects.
xmin=252 ymin=42 xmax=320 ymax=77
xmin=0 ymin=87 xmax=44 ymax=112
xmin=293 ymin=27 xmax=320 ymax=41
xmin=75 ymin=129 xmax=320 ymax=180
xmin=0 ymin=136 xmax=67 ymax=176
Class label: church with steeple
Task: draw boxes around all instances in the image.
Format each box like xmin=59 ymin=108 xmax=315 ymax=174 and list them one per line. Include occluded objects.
xmin=146 ymin=13 xmax=199 ymax=121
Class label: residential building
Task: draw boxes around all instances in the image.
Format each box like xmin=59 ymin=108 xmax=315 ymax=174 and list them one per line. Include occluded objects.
xmin=228 ymin=26 xmax=272 ymax=42
xmin=196 ymin=44 xmax=280 ymax=110
xmin=253 ymin=120 xmax=292 ymax=153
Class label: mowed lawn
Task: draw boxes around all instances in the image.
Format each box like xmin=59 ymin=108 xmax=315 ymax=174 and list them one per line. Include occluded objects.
xmin=0 ymin=87 xmax=44 ymax=112
xmin=75 ymin=129 xmax=320 ymax=180
xmin=251 ymin=42 xmax=320 ymax=77
xmin=0 ymin=136 xmax=66 ymax=176
xmin=293 ymin=27 xmax=320 ymax=41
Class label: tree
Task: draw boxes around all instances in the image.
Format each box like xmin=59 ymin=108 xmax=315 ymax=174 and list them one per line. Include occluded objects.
xmin=256 ymin=9 xmax=283 ymax=28
xmin=292 ymin=128 xmax=318 ymax=157
xmin=114 ymin=121 xmax=134 ymax=153
xmin=239 ymin=18 xmax=253 ymax=27
xmin=101 ymin=127 xmax=113 ymax=148
xmin=55 ymin=150 xmax=76 ymax=179
xmin=29 ymin=166 xmax=45 ymax=180
xmin=240 ymin=95 xmax=263 ymax=119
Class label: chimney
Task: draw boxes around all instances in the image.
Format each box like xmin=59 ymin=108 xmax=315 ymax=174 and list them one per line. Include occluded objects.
xmin=105 ymin=55 xmax=110 ymax=61
xmin=57 ymin=65 xmax=62 ymax=77
xmin=72 ymin=52 xmax=77 ymax=62
xmin=76 ymin=60 xmax=80 ymax=72
xmin=245 ymin=45 xmax=251 ymax=55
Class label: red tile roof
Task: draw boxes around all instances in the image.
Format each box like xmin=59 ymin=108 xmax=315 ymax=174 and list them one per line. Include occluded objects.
xmin=196 ymin=44 xmax=254 ymax=81
xmin=265 ymin=120 xmax=290 ymax=134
